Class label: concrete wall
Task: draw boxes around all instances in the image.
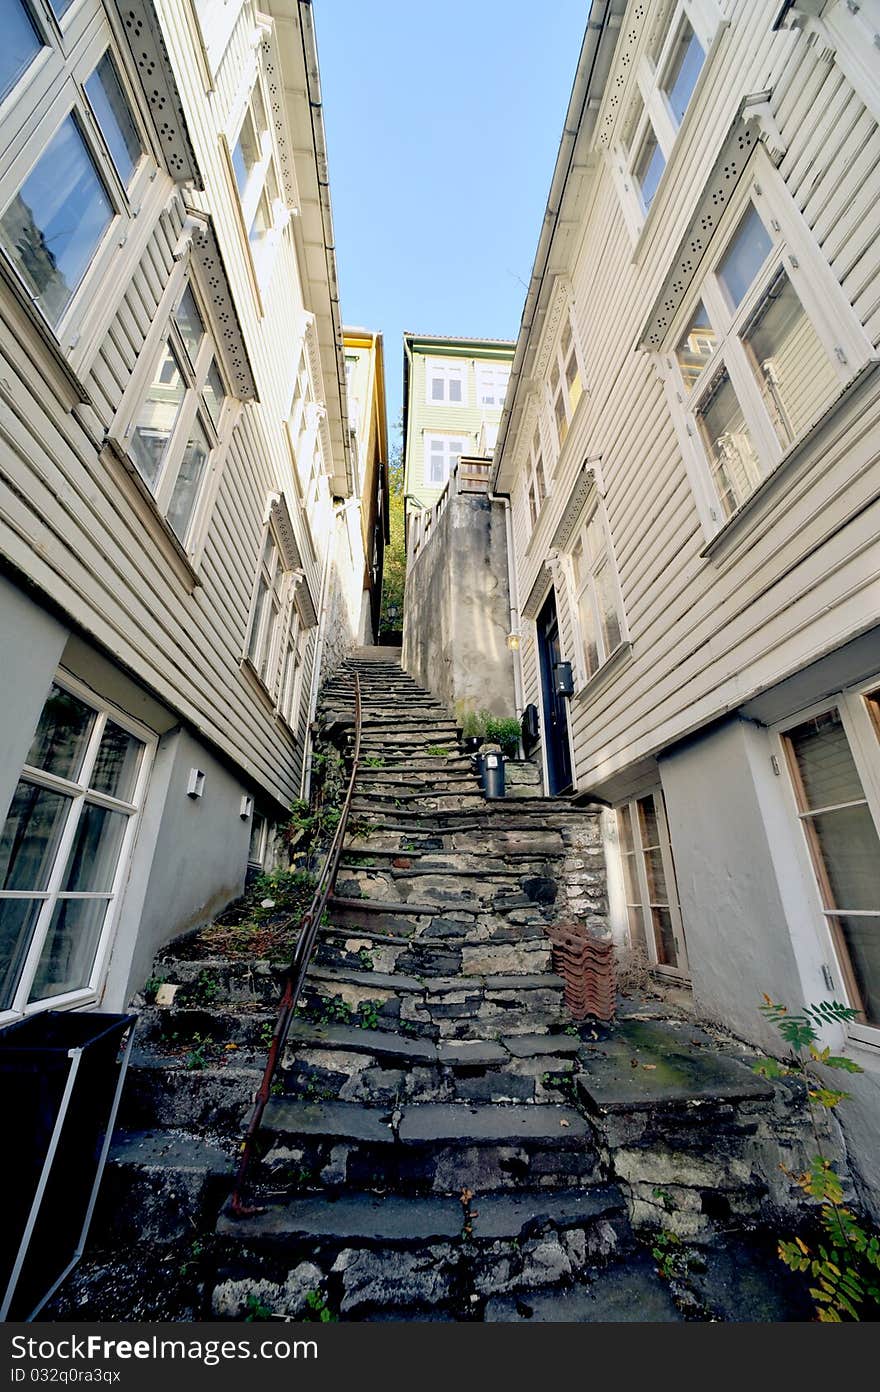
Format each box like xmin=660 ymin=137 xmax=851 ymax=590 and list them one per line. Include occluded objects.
xmin=0 ymin=574 xmax=68 ymax=825
xmin=659 ymin=715 xmax=880 ymax=1219
xmin=403 ymin=490 xmax=515 ymax=718
xmin=108 ymin=727 xmax=252 ymax=1006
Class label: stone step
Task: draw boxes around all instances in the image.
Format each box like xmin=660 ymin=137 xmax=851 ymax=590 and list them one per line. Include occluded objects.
xmin=94 ymin=1130 xmax=235 ymax=1244
xmin=256 ymin=1100 xmax=601 ymax=1195
xmin=120 ymin=1054 xmax=260 ymax=1133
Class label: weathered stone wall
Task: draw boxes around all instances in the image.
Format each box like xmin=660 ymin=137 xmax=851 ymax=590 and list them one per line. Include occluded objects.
xmin=403 ymin=489 xmax=516 ymax=719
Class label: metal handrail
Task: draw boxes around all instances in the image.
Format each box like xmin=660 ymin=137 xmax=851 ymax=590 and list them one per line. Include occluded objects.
xmin=229 ymin=672 xmax=363 ymax=1215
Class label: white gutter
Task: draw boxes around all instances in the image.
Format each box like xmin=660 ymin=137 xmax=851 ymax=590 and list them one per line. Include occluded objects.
xmin=297 ymin=0 xmax=354 ymax=497
xmin=490 ymin=490 xmax=525 ymax=719
xmin=490 ymin=0 xmax=614 ymax=491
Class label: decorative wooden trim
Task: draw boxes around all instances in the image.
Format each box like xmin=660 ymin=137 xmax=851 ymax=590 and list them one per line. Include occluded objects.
xmin=597 ymin=1 xmax=650 ymax=150
xmin=638 ymin=111 xmax=761 ymax=350
xmin=268 ymin=492 xmax=302 ymax=572
xmin=550 ymin=458 xmax=604 ymax=551
xmin=113 ymin=0 xmax=202 ymax=186
xmin=293 ymin=574 xmax=318 ymax=629
xmin=260 ymin=23 xmax=301 ymax=212
xmin=522 ymin=564 xmax=554 ymax=621
xmin=532 ymin=278 xmax=572 ymax=383
xmin=186 ymin=208 xmax=258 ymax=401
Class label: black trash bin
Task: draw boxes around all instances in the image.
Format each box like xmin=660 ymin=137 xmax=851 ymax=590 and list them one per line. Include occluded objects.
xmin=0 ymin=1010 xmax=135 ymax=1320
xmin=477 ymin=750 xmax=506 ymax=799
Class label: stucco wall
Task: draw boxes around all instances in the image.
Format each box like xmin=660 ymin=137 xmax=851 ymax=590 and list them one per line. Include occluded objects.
xmin=403 ymin=491 xmax=515 ymax=718
xmin=659 ymin=716 xmax=880 ymax=1218
xmin=0 ymin=573 xmax=68 ymax=824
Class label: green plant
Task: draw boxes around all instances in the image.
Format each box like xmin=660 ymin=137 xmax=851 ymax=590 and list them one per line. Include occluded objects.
xmin=258 ymin=1020 xmax=275 ymax=1046
xmin=652 ymin=1186 xmax=676 ymax=1215
xmin=244 ymin=1292 xmax=275 ymax=1322
xmin=357 ymin=947 xmax=374 ymax=971
xmin=754 ymin=997 xmax=880 ymax=1321
xmin=357 ymin=1000 xmax=381 ymax=1030
xmin=363 ymin=754 xmax=385 ymax=768
xmin=181 ymin=970 xmax=220 ymax=1007
xmin=303 ymin=1289 xmax=338 ymax=1323
xmin=459 ymin=708 xmax=487 ymax=740
xmin=484 ymin=716 xmax=522 ymax=759
xmin=184 ymin=1033 xmax=212 ymax=1071
xmin=651 ymin=1229 xmax=684 ymax=1281
xmin=425 ymin=746 xmax=450 ymax=758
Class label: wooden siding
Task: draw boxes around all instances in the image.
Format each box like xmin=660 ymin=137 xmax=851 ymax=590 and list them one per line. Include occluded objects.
xmin=0 ymin=0 xmax=345 ymax=809
xmin=506 ymin=0 xmax=880 ymax=801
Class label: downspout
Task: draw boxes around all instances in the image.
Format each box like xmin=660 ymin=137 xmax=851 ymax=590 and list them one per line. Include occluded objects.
xmin=301 ymin=499 xmax=337 ymax=802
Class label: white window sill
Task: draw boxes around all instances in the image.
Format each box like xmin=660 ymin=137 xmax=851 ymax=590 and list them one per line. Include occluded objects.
xmin=699 ymin=359 xmax=880 ymax=563
xmin=573 ymin=639 xmax=634 ymax=704
xmin=103 ymin=436 xmax=201 ymax=593
xmin=845 ymin=1025 xmax=880 ymax=1069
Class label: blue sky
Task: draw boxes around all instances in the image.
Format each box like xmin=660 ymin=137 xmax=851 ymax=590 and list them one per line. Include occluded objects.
xmin=316 ymin=0 xmax=589 ymax=438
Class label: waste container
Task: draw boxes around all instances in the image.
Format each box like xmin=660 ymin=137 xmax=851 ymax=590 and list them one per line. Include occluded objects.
xmin=0 ymin=1010 xmax=135 ymax=1320
xmin=477 ymin=750 xmax=506 ymax=799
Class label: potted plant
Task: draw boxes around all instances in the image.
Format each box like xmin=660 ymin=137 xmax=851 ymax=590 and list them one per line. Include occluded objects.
xmin=459 ymin=708 xmax=487 ymax=754
xmin=485 ymin=716 xmax=522 ymax=760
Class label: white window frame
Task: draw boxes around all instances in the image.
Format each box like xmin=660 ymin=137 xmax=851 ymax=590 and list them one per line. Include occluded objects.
xmin=225 ymin=64 xmax=289 ymax=299
xmin=425 ymin=357 xmax=467 ymax=407
xmin=809 ymin=0 xmax=880 ymax=128
xmin=525 ymin=423 xmax=548 ymax=531
xmin=659 ymin=150 xmax=874 ymax=543
xmin=775 ymin=678 xmax=880 ymax=1049
xmin=475 ymin=361 xmax=510 ymax=410
xmin=0 ymin=2 xmax=156 ymax=354
xmin=564 ymin=493 xmax=628 ymax=689
xmin=243 ymin=508 xmax=309 ymax=734
xmin=616 ymin=789 xmax=689 ymax=977
xmin=423 ymin=432 xmax=470 ymax=488
xmin=0 ymin=670 xmax=156 ymax=1023
xmin=109 ymin=276 xmax=232 ymax=556
xmin=611 ymin=0 xmax=721 ymax=240
xmin=544 ymin=309 xmax=585 ymax=465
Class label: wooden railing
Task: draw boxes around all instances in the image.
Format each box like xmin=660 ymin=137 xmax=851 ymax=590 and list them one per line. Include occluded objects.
xmin=407 ymin=456 xmax=490 ymax=565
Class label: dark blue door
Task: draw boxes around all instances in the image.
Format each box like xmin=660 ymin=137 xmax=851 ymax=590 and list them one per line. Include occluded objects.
xmin=537 ymin=591 xmax=572 ymax=794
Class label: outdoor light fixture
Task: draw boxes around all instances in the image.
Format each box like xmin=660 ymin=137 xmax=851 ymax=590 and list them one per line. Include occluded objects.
xmin=506 ymin=631 xmax=522 ymax=651
xmin=240 ymin=794 xmax=254 ymax=820
xmin=187 ymin=769 xmax=206 ymax=799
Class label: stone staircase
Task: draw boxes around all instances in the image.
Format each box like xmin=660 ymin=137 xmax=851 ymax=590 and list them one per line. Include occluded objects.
xmin=46 ymin=652 xmax=829 ymax=1323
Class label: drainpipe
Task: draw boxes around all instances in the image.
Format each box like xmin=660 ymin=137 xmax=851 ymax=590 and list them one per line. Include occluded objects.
xmin=489 ymin=488 xmax=524 ymax=719
xmin=301 ymin=501 xmax=337 ymax=802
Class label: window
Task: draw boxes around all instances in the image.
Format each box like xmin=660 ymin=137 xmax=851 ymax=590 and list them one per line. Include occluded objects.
xmin=476 ymin=362 xmax=510 ymax=408
xmin=1 ymin=0 xmax=43 ymax=105
xmin=0 ymin=676 xmax=151 ymax=1015
xmin=616 ymin=3 xmax=711 ymax=229
xmin=669 ymin=189 xmax=844 ymax=525
xmin=229 ymin=76 xmax=286 ymax=286
xmin=548 ymin=316 xmax=582 ymax=453
xmin=425 ymin=434 xmax=469 ymax=487
xmin=526 ymin=426 xmax=547 ymax=530
xmin=245 ymin=516 xmax=309 ymax=730
xmin=426 ymin=358 xmax=466 ymax=405
xmin=125 ymin=283 xmax=228 ymax=546
xmin=782 ymin=698 xmax=880 ymax=1028
xmin=617 ymin=791 xmax=688 ymax=973
xmin=568 ymin=499 xmax=625 ymax=681
xmin=0 ymin=17 xmax=148 ymax=336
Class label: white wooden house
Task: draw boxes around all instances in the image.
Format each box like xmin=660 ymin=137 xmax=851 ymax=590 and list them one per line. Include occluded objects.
xmin=0 ymin=0 xmax=358 ymax=1019
xmin=492 ymin=0 xmax=880 ymax=1210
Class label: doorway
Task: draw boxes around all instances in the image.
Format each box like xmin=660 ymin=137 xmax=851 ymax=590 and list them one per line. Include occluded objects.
xmin=536 ymin=590 xmax=573 ymax=795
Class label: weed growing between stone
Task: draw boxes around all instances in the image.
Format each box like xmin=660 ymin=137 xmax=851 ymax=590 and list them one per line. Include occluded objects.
xmin=753 ymin=997 xmax=880 ymax=1321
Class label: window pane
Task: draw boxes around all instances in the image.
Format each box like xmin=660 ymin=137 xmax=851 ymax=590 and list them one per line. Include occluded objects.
xmin=696 ymin=371 xmax=761 ymax=517
xmin=651 ymin=906 xmax=677 ymax=966
xmin=166 ymin=414 xmax=210 ymax=541
xmin=203 ymin=360 xmax=225 ymax=427
xmin=554 ymin=386 xmax=568 ymax=445
xmin=47 ymin=0 xmax=74 ymax=16
xmin=742 ymin=270 xmax=838 ymax=446
xmin=634 ymin=127 xmax=665 ymax=210
xmin=252 ymin=82 xmax=267 ymax=135
xmin=61 ymin=803 xmax=128 ymax=893
xmin=565 ymin=347 xmax=582 ymax=416
xmin=0 ymin=780 xmax=70 ymax=890
xmin=248 ymin=575 xmax=270 ymax=665
xmin=29 ymin=896 xmax=109 ymax=1001
xmin=637 ymin=795 xmax=660 ymax=849
xmin=232 ymin=111 xmax=259 ymax=193
xmin=830 ymin=915 xmax=880 ymax=1026
xmin=174 ymin=285 xmax=205 ymax=363
xmin=129 ymin=341 xmax=185 ymax=491
xmin=449 ymin=377 xmax=462 ymax=403
xmin=90 ymin=721 xmax=142 ymax=802
xmin=84 ymin=51 xmax=143 ymax=188
xmin=528 ymin=482 xmax=536 ymax=526
xmin=0 ymin=0 xmax=42 ymax=105
xmin=663 ymin=21 xmax=705 ymax=125
xmin=676 ymin=301 xmax=717 ymax=390
xmin=430 ymin=376 xmax=444 ymax=401
xmin=717 ymin=204 xmax=773 ymax=308
xmin=571 ymin=538 xmax=584 ymax=590
xmin=248 ymin=812 xmax=266 ymax=865
xmin=787 ymin=710 xmax=865 ymax=809
xmin=27 ymin=683 xmax=95 ymax=780
xmin=807 ymin=806 xmax=880 ymax=912
xmin=250 ymin=188 xmax=271 ymax=245
xmin=0 ymin=897 xmax=42 ymax=1009
xmin=596 ymin=562 xmax=622 ymax=656
xmin=579 ymin=590 xmax=599 ymax=677
xmin=0 ymin=115 xmax=114 ymax=325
